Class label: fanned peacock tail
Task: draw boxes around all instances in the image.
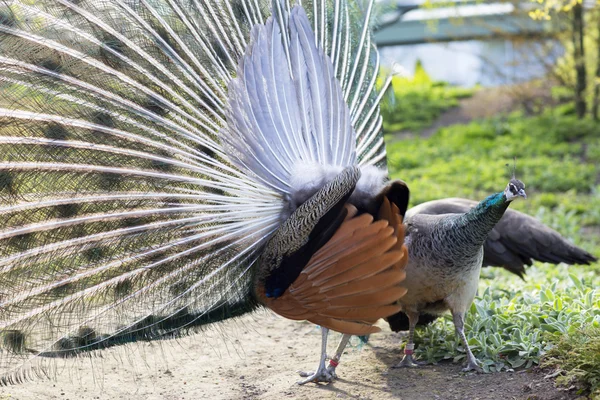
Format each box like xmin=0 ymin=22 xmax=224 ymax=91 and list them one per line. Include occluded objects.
xmin=0 ymin=0 xmax=393 ymax=384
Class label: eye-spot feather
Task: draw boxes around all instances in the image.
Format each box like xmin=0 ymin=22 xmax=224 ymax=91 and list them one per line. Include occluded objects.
xmin=43 ymin=123 xmax=69 ymax=141
xmin=2 ymin=331 xmax=26 ymax=353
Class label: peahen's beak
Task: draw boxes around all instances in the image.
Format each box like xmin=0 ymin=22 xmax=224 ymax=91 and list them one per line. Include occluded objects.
xmin=518 ymin=189 xmax=527 ymax=199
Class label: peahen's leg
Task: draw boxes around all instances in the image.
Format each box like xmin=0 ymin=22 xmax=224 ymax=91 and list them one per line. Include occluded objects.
xmin=452 ymin=311 xmax=483 ymax=373
xmin=394 ymin=311 xmax=421 ymax=368
xmin=297 ymin=327 xmax=333 ymax=384
xmin=324 ymin=333 xmax=351 ymax=378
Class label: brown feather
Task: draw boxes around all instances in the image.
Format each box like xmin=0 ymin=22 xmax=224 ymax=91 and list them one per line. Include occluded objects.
xmin=308 ymin=317 xmax=382 ymax=336
xmin=312 ymin=216 xmax=386 ymax=255
xmin=344 ymin=204 xmax=359 ymax=220
xmin=314 ymin=213 xmax=372 ymax=250
xmin=257 ymin=199 xmax=409 ymax=335
xmin=319 ymin=305 xmax=402 ymax=320
xmin=320 ymin=270 xmax=406 ymax=297
xmin=304 ymin=219 xmax=390 ymax=276
xmin=315 ymin=251 xmax=403 ymax=288
xmin=326 ymin=286 xmax=408 ymax=308
xmin=309 ymin=232 xmax=397 ymax=282
xmin=378 ymin=197 xmax=393 ymax=225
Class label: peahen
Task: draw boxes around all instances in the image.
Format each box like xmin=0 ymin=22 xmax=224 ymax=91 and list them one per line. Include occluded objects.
xmin=324 ymin=179 xmax=597 ymax=374
xmin=0 ymin=0 xmax=409 ymax=385
xmin=387 ymin=190 xmax=597 ymax=371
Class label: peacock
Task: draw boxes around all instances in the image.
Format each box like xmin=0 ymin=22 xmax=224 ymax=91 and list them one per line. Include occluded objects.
xmin=322 ymin=179 xmax=597 ymax=374
xmin=0 ymin=0 xmax=410 ymax=385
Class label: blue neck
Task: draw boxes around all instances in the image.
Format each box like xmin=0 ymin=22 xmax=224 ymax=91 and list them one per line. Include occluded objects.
xmin=481 ymin=192 xmax=506 ymax=208
xmin=466 ymin=191 xmax=509 ymax=224
xmin=450 ymin=191 xmax=510 ymax=248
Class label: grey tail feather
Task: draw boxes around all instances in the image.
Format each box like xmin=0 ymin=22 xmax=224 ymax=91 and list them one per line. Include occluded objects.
xmin=490 ymin=242 xmax=597 ymax=279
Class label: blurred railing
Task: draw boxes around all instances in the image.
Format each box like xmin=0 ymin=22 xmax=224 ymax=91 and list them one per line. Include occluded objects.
xmin=375 ymin=1 xmax=566 ymax=47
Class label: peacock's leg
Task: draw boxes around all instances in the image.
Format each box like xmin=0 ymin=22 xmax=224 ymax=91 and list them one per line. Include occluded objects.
xmin=452 ymin=311 xmax=483 ymax=373
xmin=324 ymin=333 xmax=351 ymax=378
xmin=297 ymin=327 xmax=333 ymax=384
xmin=394 ymin=311 xmax=422 ymax=368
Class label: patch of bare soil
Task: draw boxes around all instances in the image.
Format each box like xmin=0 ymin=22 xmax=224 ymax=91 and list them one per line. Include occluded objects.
xmin=394 ymin=82 xmax=555 ymax=140
xmin=0 ymin=311 xmax=580 ymax=400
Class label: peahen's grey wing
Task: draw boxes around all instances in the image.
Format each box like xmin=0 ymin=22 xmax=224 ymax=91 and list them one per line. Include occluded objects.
xmin=0 ymin=0 xmax=391 ymax=384
xmin=407 ymin=198 xmax=597 ymax=278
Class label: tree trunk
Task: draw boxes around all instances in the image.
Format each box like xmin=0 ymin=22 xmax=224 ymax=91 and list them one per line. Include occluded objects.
xmin=573 ymin=3 xmax=586 ymax=119
xmin=593 ymin=9 xmax=600 ymax=121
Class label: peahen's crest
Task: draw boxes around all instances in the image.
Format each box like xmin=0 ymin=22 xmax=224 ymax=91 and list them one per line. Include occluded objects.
xmin=0 ymin=0 xmax=394 ymax=384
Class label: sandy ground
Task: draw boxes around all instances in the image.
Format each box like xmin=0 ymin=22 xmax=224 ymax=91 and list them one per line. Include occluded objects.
xmin=0 ymin=310 xmax=579 ymax=400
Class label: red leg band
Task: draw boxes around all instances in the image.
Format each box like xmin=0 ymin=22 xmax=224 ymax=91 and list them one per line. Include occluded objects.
xmin=328 ymin=359 xmax=339 ymax=368
xmin=404 ymin=349 xmax=413 ymax=355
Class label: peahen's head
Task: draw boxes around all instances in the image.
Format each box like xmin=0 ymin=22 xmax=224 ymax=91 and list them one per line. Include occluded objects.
xmin=504 ymin=178 xmax=526 ymax=201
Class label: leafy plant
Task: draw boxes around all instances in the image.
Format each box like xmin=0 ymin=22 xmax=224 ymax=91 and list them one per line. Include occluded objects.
xmin=542 ymin=326 xmax=600 ymax=397
xmin=412 ymin=273 xmax=600 ymax=373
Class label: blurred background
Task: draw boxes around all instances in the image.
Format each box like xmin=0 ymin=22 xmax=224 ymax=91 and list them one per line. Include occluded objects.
xmin=369 ymin=1 xmax=600 ymax=395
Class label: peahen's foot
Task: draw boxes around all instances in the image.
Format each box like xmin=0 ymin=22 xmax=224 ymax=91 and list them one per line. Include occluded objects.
xmin=393 ymin=353 xmax=423 ymax=368
xmin=297 ymin=368 xmax=334 ymax=385
xmin=462 ymin=357 xmax=484 ymax=373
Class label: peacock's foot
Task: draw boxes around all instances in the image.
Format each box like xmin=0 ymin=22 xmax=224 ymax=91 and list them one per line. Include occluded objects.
xmin=393 ymin=353 xmax=423 ymax=368
xmin=462 ymin=358 xmax=484 ymax=373
xmin=297 ymin=368 xmax=334 ymax=385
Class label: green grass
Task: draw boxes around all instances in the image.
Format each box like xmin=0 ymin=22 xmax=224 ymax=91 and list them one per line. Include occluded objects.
xmin=384 ymin=101 xmax=600 ymax=394
xmin=387 ymin=109 xmax=600 ymax=229
xmin=542 ymin=326 xmax=600 ymax=397
xmin=380 ymin=61 xmax=475 ymax=133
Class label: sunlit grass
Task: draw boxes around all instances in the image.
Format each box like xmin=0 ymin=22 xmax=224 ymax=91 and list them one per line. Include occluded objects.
xmin=543 ymin=326 xmax=600 ymax=397
xmin=379 ymin=61 xmax=475 ymax=133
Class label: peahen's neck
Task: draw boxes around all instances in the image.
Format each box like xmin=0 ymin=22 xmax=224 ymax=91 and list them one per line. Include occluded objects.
xmin=446 ymin=192 xmax=510 ymax=251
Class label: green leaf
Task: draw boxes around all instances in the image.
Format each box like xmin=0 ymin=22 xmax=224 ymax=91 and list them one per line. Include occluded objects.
xmin=570 ymin=273 xmax=584 ymax=292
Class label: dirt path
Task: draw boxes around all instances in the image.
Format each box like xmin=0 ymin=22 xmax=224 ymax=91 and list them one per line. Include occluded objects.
xmin=0 ymin=311 xmax=577 ymax=400
xmin=393 ymin=83 xmax=554 ymax=140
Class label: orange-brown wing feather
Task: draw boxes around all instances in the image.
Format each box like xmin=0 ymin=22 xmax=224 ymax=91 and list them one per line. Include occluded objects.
xmin=320 ymin=270 xmax=406 ymax=298
xmin=257 ymin=201 xmax=409 ymax=335
xmin=318 ymin=305 xmax=401 ymax=320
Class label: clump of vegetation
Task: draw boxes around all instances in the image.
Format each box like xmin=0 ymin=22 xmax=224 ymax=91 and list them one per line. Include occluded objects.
xmin=380 ymin=61 xmax=474 ymax=133
xmin=542 ymin=326 xmax=600 ymax=397
xmin=530 ymin=0 xmax=600 ymax=120
xmin=414 ymin=273 xmax=600 ymax=373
